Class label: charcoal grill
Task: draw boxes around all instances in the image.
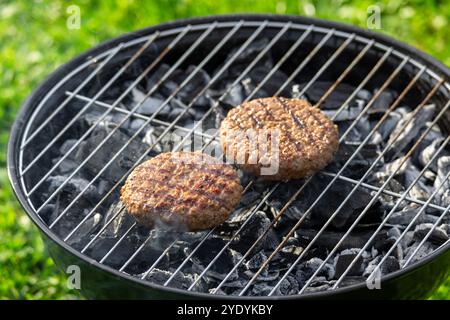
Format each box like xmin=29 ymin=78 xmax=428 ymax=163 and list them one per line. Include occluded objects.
xmin=7 ymin=14 xmax=450 ymax=299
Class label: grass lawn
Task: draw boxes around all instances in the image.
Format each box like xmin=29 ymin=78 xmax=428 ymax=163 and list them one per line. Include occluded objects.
xmin=0 ymin=0 xmax=449 ymax=299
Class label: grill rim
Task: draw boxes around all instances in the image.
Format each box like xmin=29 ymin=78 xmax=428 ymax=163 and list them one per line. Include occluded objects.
xmin=7 ymin=13 xmax=450 ymax=299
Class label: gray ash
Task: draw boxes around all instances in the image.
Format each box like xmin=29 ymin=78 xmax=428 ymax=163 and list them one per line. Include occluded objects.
xmin=36 ymin=38 xmax=450 ymax=296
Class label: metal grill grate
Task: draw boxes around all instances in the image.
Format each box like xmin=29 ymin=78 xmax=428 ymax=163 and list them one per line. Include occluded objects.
xmin=16 ymin=19 xmax=450 ymax=297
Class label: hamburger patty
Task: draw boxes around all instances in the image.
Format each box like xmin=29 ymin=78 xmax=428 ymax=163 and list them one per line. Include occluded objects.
xmin=220 ymin=97 xmax=339 ymax=180
xmin=120 ymin=152 xmax=243 ymax=231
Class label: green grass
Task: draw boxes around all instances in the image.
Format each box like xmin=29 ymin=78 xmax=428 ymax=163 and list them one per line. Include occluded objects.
xmin=0 ymin=0 xmax=449 ymax=299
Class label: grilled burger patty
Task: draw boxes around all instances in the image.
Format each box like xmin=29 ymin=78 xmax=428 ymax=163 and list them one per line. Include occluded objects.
xmin=120 ymin=152 xmax=243 ymax=231
xmin=220 ymin=97 xmax=339 ymax=181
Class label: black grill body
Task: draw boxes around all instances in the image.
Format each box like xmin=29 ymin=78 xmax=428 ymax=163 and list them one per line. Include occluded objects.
xmin=8 ymin=14 xmax=450 ymax=299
